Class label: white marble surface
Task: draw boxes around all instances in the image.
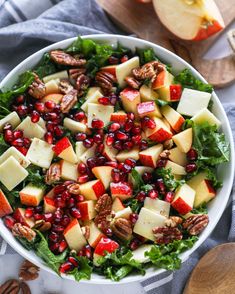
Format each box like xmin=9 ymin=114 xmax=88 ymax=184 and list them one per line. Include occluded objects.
xmin=0 ymin=22 xmax=235 ymax=294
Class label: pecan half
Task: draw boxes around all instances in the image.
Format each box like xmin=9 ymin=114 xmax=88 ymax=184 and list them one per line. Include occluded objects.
xmin=28 ymin=74 xmax=46 ymax=99
xmin=20 ymin=282 xmax=31 ymax=294
xmin=76 ymin=74 xmax=90 ymax=97
xmin=19 ymin=260 xmax=39 ymax=282
xmin=67 ymin=183 xmax=80 ymax=195
xmin=165 ymin=216 xmax=183 ymax=228
xmin=94 ymin=194 xmax=113 ymax=233
xmin=59 ymin=79 xmax=74 ymax=94
xmin=60 ymin=89 xmax=78 ymax=113
xmin=160 ymin=150 xmax=170 ymax=159
xmin=0 ymin=279 xmax=20 ymax=294
xmin=111 ymin=218 xmax=132 ymax=240
xmin=69 ymin=68 xmax=86 ymax=80
xmin=50 ymin=50 xmax=86 ymax=67
xmin=124 ymin=76 xmax=141 ymax=89
xmin=182 ymin=214 xmax=209 ymax=235
xmin=132 ymin=61 xmax=163 ymax=81
xmin=153 ymin=227 xmax=183 ymax=244
xmin=33 ymin=220 xmax=51 ymax=232
xmin=45 ymin=162 xmax=61 ymax=185
xmin=81 ymin=225 xmax=90 ymax=240
xmin=12 ymin=223 xmax=36 ymax=242
xmin=95 ymin=71 xmax=116 ymax=91
xmin=163 ymin=139 xmax=174 ymax=150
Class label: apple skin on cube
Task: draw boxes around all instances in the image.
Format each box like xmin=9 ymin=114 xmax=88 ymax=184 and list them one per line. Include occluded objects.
xmin=116 ymin=56 xmax=140 ymax=88
xmin=101 ymin=65 xmax=117 ymax=77
xmin=64 ymin=219 xmax=87 ymax=252
xmin=157 ymin=84 xmax=182 ymax=102
xmin=16 ymin=116 xmax=45 ymax=139
xmin=144 ymin=197 xmax=170 ymax=218
xmin=79 ymin=180 xmax=105 ymax=200
xmin=44 ymin=197 xmax=57 ymax=213
xmin=60 ymin=160 xmax=78 ymax=181
xmin=13 ymin=208 xmax=35 ymax=228
xmin=114 ymin=206 xmax=132 ymax=219
xmin=87 ymin=221 xmax=105 ymax=248
xmin=110 ymin=182 xmax=133 ymax=201
xmin=152 ymin=69 xmax=173 ymax=90
xmin=139 ymin=84 xmax=159 ymax=102
xmin=0 ymin=189 xmax=13 ymax=217
xmin=133 ymin=207 xmax=167 ymax=241
xmin=87 ymin=103 xmax=114 ymax=127
xmin=191 ymin=108 xmax=221 ymax=128
xmin=112 ymin=197 xmax=125 ymax=212
xmin=171 ymin=184 xmax=196 ymax=215
xmin=172 ymin=128 xmax=193 ymax=153
xmin=103 ymin=137 xmax=118 ymax=162
xmin=110 ymin=111 xmax=127 ymax=125
xmin=169 ymin=147 xmax=188 ymax=166
xmin=139 ymin=144 xmax=163 ymax=168
xmin=19 ymin=183 xmax=45 ymax=207
xmin=63 ymin=118 xmax=90 ymax=134
xmin=161 ymin=105 xmax=185 ymax=132
xmin=0 ymin=156 xmax=28 ymax=191
xmin=0 ymin=111 xmax=21 ymax=132
xmin=53 ymin=137 xmax=77 ymax=164
xmin=120 ymin=88 xmax=141 ymax=115
xmin=0 ymin=146 xmax=30 ymax=168
xmin=92 ymin=166 xmax=113 ymax=190
xmin=165 ymin=160 xmax=186 ymax=175
xmin=116 ymin=147 xmax=139 ymax=162
xmin=145 ymin=117 xmax=172 ymax=142
xmin=137 ymin=101 xmax=162 ymax=118
xmin=94 ymin=237 xmax=119 ymax=265
xmin=77 ymin=200 xmax=97 ymax=221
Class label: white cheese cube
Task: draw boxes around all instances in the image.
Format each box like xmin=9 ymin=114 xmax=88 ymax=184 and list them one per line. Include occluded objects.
xmin=0 ymin=147 xmax=30 ymax=168
xmin=133 ymin=207 xmax=167 ymax=241
xmin=87 ymin=103 xmax=114 ymax=127
xmin=191 ymin=108 xmax=221 ymax=128
xmin=0 ymin=111 xmax=21 ymax=132
xmin=26 ymin=138 xmax=54 ymax=169
xmin=75 ymin=142 xmax=87 ymax=163
xmin=144 ymin=198 xmax=170 ymax=218
xmin=177 ymin=88 xmax=211 ymax=117
xmin=43 ymin=70 xmax=68 ymax=83
xmin=63 ymin=118 xmax=89 ymax=134
xmin=16 ymin=117 xmax=45 ymax=139
xmin=0 ymin=156 xmax=28 ymax=191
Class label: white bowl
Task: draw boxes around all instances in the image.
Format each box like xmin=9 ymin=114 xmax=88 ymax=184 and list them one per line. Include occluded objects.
xmin=0 ymin=34 xmax=234 ymax=284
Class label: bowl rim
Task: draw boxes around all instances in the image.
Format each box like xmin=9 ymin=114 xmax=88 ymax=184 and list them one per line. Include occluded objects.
xmin=0 ymin=34 xmax=234 ymax=285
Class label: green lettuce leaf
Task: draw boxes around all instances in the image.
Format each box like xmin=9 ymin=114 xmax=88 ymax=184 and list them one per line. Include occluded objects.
xmin=136 ymin=48 xmax=158 ymax=65
xmin=154 ymin=168 xmax=185 ymax=191
xmin=191 ymin=203 xmax=208 ymax=214
xmin=0 ymin=134 xmax=9 ymax=155
xmin=68 ymin=257 xmax=92 ymax=282
xmin=25 ymin=165 xmax=47 ymax=189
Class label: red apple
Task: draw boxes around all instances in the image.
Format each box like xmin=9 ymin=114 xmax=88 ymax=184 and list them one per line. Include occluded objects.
xmin=120 ymin=88 xmax=140 ymax=115
xmin=137 ymin=101 xmax=162 ymax=118
xmin=87 ymin=222 xmax=105 ymax=248
xmin=64 ymin=219 xmax=87 ymax=252
xmin=19 ymin=184 xmax=45 ymax=207
xmin=53 ymin=137 xmax=77 ymax=164
xmin=94 ymin=237 xmax=119 ymax=256
xmin=44 ymin=197 xmax=56 ymax=213
xmin=139 ymin=144 xmax=163 ymax=168
xmin=110 ymin=182 xmax=133 ymax=200
xmin=92 ymin=166 xmax=113 ymax=190
xmin=110 ymin=111 xmax=127 ymax=125
xmin=45 ymin=188 xmax=55 ymax=199
xmin=79 ymin=180 xmax=105 ymax=200
xmin=103 ymin=136 xmax=118 ymax=162
xmin=77 ymin=200 xmax=96 ymax=221
xmin=171 ymin=184 xmax=195 ymax=215
xmin=112 ymin=197 xmax=125 ymax=212
xmin=0 ymin=189 xmax=13 ymax=217
xmin=101 ymin=65 xmax=117 ymax=77
xmin=152 ymin=69 xmax=173 ymax=90
xmin=145 ymin=117 xmax=172 ymax=142
xmin=161 ymin=105 xmax=185 ymax=133
xmin=13 ymin=208 xmax=35 ymax=228
xmin=41 ymin=93 xmax=63 ymax=104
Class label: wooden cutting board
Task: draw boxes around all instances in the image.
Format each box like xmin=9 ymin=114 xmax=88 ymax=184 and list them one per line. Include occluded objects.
xmin=183 ymin=243 xmax=235 ymax=294
xmin=97 ymin=0 xmax=235 ymax=88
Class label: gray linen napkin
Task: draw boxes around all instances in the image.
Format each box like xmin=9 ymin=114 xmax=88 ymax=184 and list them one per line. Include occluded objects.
xmin=0 ymin=1 xmax=234 ymax=293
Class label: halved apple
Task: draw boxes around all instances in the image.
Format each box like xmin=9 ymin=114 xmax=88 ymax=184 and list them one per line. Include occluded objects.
xmin=139 ymin=144 xmax=163 ymax=168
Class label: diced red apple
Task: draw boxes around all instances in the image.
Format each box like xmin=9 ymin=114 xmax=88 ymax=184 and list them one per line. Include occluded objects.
xmin=79 ymin=180 xmax=105 ymax=200
xmin=116 ymin=147 xmax=139 ymax=162
xmin=157 ymin=84 xmax=182 ymax=102
xmin=53 ymin=137 xmax=77 ymax=164
xmin=169 ymin=147 xmax=188 ymax=166
xmin=19 ymin=184 xmax=45 ymax=207
xmin=45 ymin=188 xmax=55 ymax=199
xmin=41 ymin=93 xmax=63 ymax=104
xmin=171 ymin=184 xmax=195 ymax=215
xmin=64 ymin=219 xmax=87 ymax=252
xmin=145 ymin=117 xmax=172 ymax=142
xmin=94 ymin=237 xmax=119 ymax=264
xmin=110 ymin=111 xmax=127 ymax=125
xmin=13 ymin=208 xmax=35 ymax=228
xmin=152 ymin=69 xmax=173 ymax=90
xmin=112 ymin=197 xmax=125 ymax=212
xmin=120 ymin=88 xmax=140 ymax=115
xmin=110 ymin=182 xmax=133 ymax=201
xmin=44 ymin=197 xmax=56 ymax=213
xmin=77 ymin=200 xmax=96 ymax=221
xmin=165 ymin=160 xmax=186 ymax=175
xmin=87 ymin=103 xmax=114 ymax=128
xmin=103 ymin=136 xmax=118 ymax=162
xmin=161 ymin=105 xmax=185 ymax=132
xmin=139 ymin=144 xmax=163 ymax=168
xmin=116 ymin=56 xmax=140 ymax=88
xmin=60 ymin=160 xmax=78 ymax=181
xmin=87 ymin=221 xmax=105 ymax=248
xmin=101 ymin=65 xmax=117 ymax=77
xmin=172 ymin=128 xmax=192 ymax=153
xmin=114 ymin=207 xmax=132 ymax=219
xmin=0 ymin=189 xmax=13 ymax=217
xmin=137 ymin=101 xmax=162 ymax=118
xmin=139 ymin=84 xmax=159 ymax=102
xmin=92 ymin=166 xmax=113 ymax=190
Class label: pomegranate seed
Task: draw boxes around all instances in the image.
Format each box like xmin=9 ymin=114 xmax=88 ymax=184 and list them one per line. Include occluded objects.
xmin=93 ymin=133 xmax=103 ymax=144
xmin=50 ymin=242 xmax=60 ymax=252
xmin=17 ymin=105 xmax=28 ymax=116
xmin=83 ymin=138 xmax=94 ymax=148
xmin=139 ymin=140 xmax=148 ymax=150
xmin=60 ymin=215 xmax=71 ymax=227
xmin=15 ymin=146 xmax=28 ymax=156
xmin=54 ymin=126 xmax=64 ymax=138
xmin=124 ymin=119 xmax=134 ymax=132
xmin=12 ymin=138 xmax=24 ymax=147
xmin=156 ymin=179 xmax=166 ymax=194
xmin=74 ymin=111 xmax=85 ymax=121
xmin=13 ymin=130 xmax=23 ymax=139
xmin=70 ymin=207 xmax=81 ymax=219
xmin=122 ymin=164 xmax=132 ymax=173
xmin=55 ymin=197 xmax=66 ymax=208
xmin=46 ymin=121 xmax=55 ymax=133
xmin=54 ymin=185 xmax=66 ymax=194
xmin=96 ymin=143 xmax=104 ymax=154
xmin=76 ymin=195 xmax=85 ymax=202
xmin=44 ymin=112 xmax=58 ymax=121
xmin=123 ymin=141 xmax=133 ymax=150
xmin=58 ymin=240 xmax=68 ymax=253
xmin=24 ymin=207 xmax=34 ymax=218
xmin=142 ymin=172 xmax=153 ymax=183
xmin=156 ymin=159 xmax=167 ymax=168
xmin=35 ymin=206 xmax=43 ymax=213
xmin=28 ymin=103 xmax=34 ymax=113
xmin=4 ymin=129 xmax=13 ymax=142
xmin=165 ymin=191 xmax=175 ymax=203
xmin=23 ymin=138 xmax=31 ymax=148
xmin=148 ymin=189 xmax=158 ymax=199
xmin=68 ymin=256 xmax=79 ymax=267
xmin=59 ymin=262 xmax=74 ymax=273
xmin=54 ymin=104 xmax=61 ymax=114
xmin=31 ymin=110 xmax=40 ymax=123
xmin=84 ymin=245 xmax=92 ymax=259
xmin=49 ymin=232 xmax=60 ymax=243
xmin=187 ymin=148 xmax=198 ymax=161
xmin=77 ymin=163 xmax=87 ymax=175
xmin=3 ymin=123 xmax=12 ymax=131
xmin=34 ymin=213 xmax=43 ymax=221
xmin=132 ymin=126 xmax=141 ymax=135
xmin=106 ymin=133 xmax=115 ymax=146
xmin=78 ymin=175 xmax=89 ymax=184
xmin=75 ymin=132 xmax=87 ymax=141
xmin=96 ymin=156 xmax=106 ymax=166
xmin=146 ymin=118 xmax=156 ymax=129
xmin=109 ymin=123 xmax=120 ymax=132
xmin=111 ymin=168 xmax=121 ymax=182
xmin=87 ymin=157 xmax=97 ymax=169
xmin=109 ymin=94 xmax=118 ymax=106
xmin=118 ymin=162 xmax=124 ymax=170
xmin=129 ymin=213 xmax=139 ymax=224
xmin=104 ymin=228 xmax=113 ymax=237
xmin=44 ymin=132 xmax=54 ymax=144
xmin=15 ymin=95 xmax=25 ymax=104
xmin=67 ymin=197 xmax=75 ymax=208
xmin=186 ymin=163 xmax=197 ymax=173
xmin=108 ymin=56 xmax=119 ymax=64
xmin=45 ymin=100 xmax=56 ymax=110
xmin=132 ymin=135 xmax=141 ymax=145
xmin=116 ymin=131 xmax=128 ymax=141
xmin=92 ymin=118 xmax=104 ymax=129
xmin=61 ymin=190 xmax=71 ymax=201
xmin=136 ymin=191 xmax=146 ymax=202
xmin=113 ymin=140 xmax=123 ymax=151
xmin=105 ymin=161 xmax=118 ymax=168
xmin=98 ymin=97 xmax=110 ymax=105
xmin=4 ymin=216 xmax=16 ymax=230
xmin=44 ymin=213 xmax=53 ymax=223
xmin=125 ymin=158 xmax=136 ymax=168
xmin=121 ymin=55 xmax=129 ymax=63
xmin=127 ymin=112 xmax=135 ymax=120
xmin=52 ymin=224 xmax=64 ymax=232
xmin=130 ymin=239 xmax=140 ymax=251
xmin=34 ymin=102 xmax=45 ymax=113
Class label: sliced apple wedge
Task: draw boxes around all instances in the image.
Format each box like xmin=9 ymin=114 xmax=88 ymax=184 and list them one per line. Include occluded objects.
xmin=60 ymin=160 xmax=78 ymax=181
xmin=79 ymin=180 xmax=105 ymax=200
xmin=87 ymin=221 xmax=105 ymax=248
xmin=103 ymin=136 xmax=118 ymax=162
xmin=161 ymin=105 xmax=185 ymax=132
xmin=169 ymin=147 xmax=188 ymax=166
xmin=171 ymin=184 xmax=195 ymax=215
xmin=81 ymin=90 xmax=103 ymax=112
xmin=53 ymin=137 xmax=77 ymax=164
xmin=0 ymin=189 xmax=13 ymax=217
xmin=63 ymin=118 xmax=90 ymax=134
xmin=112 ymin=197 xmax=125 ymax=212
xmin=114 ymin=206 xmax=132 ymax=219
xmin=44 ymin=197 xmax=57 ymax=213
xmin=64 ymin=219 xmax=87 ymax=252
xmin=152 ymin=69 xmax=173 ymax=90
xmin=0 ymin=111 xmax=21 ymax=132
xmin=77 ymin=200 xmax=96 ymax=221
xmin=140 ymin=84 xmax=159 ymax=102
xmin=116 ymin=56 xmax=140 ymax=88
xmin=172 ymin=128 xmax=193 ymax=153
xmin=92 ymin=166 xmax=113 ymax=190
xmin=152 ymin=0 xmax=224 ymax=41
xmin=165 ymin=160 xmax=186 ymax=175
xmin=139 ymin=144 xmax=163 ymax=168
xmin=116 ymin=147 xmax=139 ymax=162
xmin=19 ymin=183 xmax=45 ymax=207
xmin=145 ymin=117 xmax=172 ymax=142
xmin=120 ymin=88 xmax=140 ymax=115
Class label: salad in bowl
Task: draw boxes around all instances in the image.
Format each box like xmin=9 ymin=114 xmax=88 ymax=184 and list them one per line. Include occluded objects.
xmin=0 ymin=35 xmax=231 ymax=282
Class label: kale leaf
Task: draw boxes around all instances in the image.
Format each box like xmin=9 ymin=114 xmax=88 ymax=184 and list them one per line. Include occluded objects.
xmin=34 ymin=52 xmax=57 ymax=79
xmin=25 ymin=165 xmax=47 ymax=189
xmin=155 ymin=168 xmax=185 ymax=191
xmin=0 ymin=134 xmax=9 ymax=155
xmin=136 ymin=47 xmax=158 ymax=65
xmin=68 ymin=257 xmax=92 ymax=282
